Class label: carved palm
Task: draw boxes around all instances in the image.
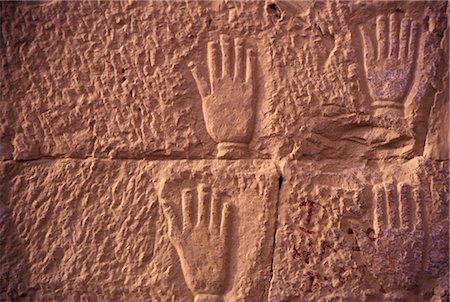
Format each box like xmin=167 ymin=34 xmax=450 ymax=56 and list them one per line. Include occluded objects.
xmin=189 ymin=35 xmax=256 ymax=158
xmin=161 ymin=184 xmax=232 ymax=301
xmin=351 ymin=183 xmax=424 ymax=293
xmin=360 ymin=14 xmax=420 ymax=113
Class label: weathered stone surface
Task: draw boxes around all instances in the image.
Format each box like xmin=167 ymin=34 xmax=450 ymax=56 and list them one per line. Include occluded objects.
xmin=270 ymin=158 xmax=448 ymax=301
xmin=0 ymin=159 xmax=278 ymax=301
xmin=0 ymin=160 xmax=164 ymax=301
xmin=0 ymin=1 xmax=448 ymax=301
xmin=1 ymin=1 xmax=447 ymax=160
xmin=423 ymin=25 xmax=449 ymax=161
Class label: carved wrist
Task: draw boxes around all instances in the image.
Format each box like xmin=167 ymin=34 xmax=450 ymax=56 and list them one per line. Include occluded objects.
xmin=372 ymin=100 xmax=403 ymax=116
xmin=194 ymin=294 xmax=224 ymax=302
xmin=217 ymin=142 xmax=248 ymax=159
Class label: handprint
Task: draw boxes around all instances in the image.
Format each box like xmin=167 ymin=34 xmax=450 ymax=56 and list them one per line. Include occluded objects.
xmin=350 ymin=183 xmax=424 ymax=295
xmin=161 ymin=184 xmax=233 ymax=302
xmin=360 ymin=14 xmax=420 ymax=115
xmin=189 ymin=35 xmax=256 ymax=159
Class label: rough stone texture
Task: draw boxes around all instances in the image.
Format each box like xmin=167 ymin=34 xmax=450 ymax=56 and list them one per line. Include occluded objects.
xmin=1 ymin=1 xmax=448 ymax=161
xmin=0 ymin=160 xmax=164 ymax=301
xmin=270 ymin=158 xmax=448 ymax=301
xmin=0 ymin=1 xmax=448 ymax=301
xmin=0 ymin=160 xmax=278 ymax=301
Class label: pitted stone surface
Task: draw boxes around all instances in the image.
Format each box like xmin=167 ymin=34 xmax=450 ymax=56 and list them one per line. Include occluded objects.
xmin=1 ymin=1 xmax=447 ymax=161
xmin=0 ymin=160 xmax=278 ymax=301
xmin=270 ymin=159 xmax=448 ymax=301
xmin=0 ymin=1 xmax=448 ymax=301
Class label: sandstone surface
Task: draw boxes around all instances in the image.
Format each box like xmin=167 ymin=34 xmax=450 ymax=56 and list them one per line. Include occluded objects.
xmin=0 ymin=1 xmax=448 ymax=301
xmin=270 ymin=158 xmax=448 ymax=301
xmin=1 ymin=160 xmax=278 ymax=301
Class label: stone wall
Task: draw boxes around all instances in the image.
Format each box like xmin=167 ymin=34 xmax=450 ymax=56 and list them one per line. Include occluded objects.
xmin=1 ymin=1 xmax=448 ymax=301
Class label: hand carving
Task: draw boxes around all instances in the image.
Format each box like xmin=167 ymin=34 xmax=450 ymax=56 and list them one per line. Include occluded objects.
xmin=360 ymin=14 xmax=420 ymax=115
xmin=351 ymin=183 xmax=424 ymax=294
xmin=161 ymin=184 xmax=233 ymax=302
xmin=189 ymin=35 xmax=256 ymax=159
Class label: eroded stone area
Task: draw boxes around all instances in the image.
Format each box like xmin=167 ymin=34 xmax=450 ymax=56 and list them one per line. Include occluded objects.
xmin=270 ymin=159 xmax=448 ymax=301
xmin=1 ymin=1 xmax=448 ymax=161
xmin=1 ymin=160 xmax=172 ymax=301
xmin=0 ymin=1 xmax=448 ymax=301
xmin=0 ymin=160 xmax=278 ymax=301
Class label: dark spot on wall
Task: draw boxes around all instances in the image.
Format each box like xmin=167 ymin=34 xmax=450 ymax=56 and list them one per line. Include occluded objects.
xmin=267 ymin=3 xmax=282 ymax=20
xmin=278 ymin=175 xmax=283 ymax=189
xmin=366 ymin=227 xmax=376 ymax=241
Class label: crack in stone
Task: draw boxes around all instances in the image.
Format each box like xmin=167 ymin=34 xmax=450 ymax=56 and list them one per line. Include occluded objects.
xmin=263 ymin=173 xmax=283 ymax=301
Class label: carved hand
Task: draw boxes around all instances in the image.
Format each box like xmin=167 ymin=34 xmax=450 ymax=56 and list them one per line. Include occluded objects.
xmin=189 ymin=35 xmax=256 ymax=159
xmin=351 ymin=183 xmax=424 ymax=295
xmin=360 ymin=14 xmax=419 ymax=115
xmin=161 ymin=184 xmax=233 ymax=301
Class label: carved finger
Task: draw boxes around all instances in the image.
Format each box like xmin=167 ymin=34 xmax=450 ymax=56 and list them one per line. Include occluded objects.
xmin=306 ymin=52 xmax=314 ymax=70
xmin=245 ymin=48 xmax=255 ymax=84
xmin=399 ymin=17 xmax=411 ymax=59
xmin=431 ymin=180 xmax=445 ymax=218
xmin=398 ymin=183 xmax=411 ymax=229
xmin=197 ymin=184 xmax=210 ymax=226
xmin=160 ymin=199 xmax=181 ymax=238
xmin=181 ymin=188 xmax=194 ymax=233
xmin=326 ymin=1 xmax=337 ymax=33
xmin=234 ymin=38 xmax=245 ymax=81
xmin=207 ymin=41 xmax=220 ymax=92
xmin=220 ymin=202 xmax=232 ymax=239
xmin=408 ymin=21 xmax=420 ymax=60
xmin=209 ymin=190 xmax=221 ymax=234
xmin=374 ymin=185 xmax=387 ymax=234
xmin=376 ymin=15 xmax=388 ymax=59
xmin=220 ymin=34 xmax=232 ymax=79
xmin=359 ymin=26 xmax=375 ymax=64
xmin=386 ymin=182 xmax=399 ymax=228
xmin=413 ymin=188 xmax=424 ymax=232
xmin=188 ymin=62 xmax=210 ymax=98
xmin=389 ymin=13 xmax=399 ymax=58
